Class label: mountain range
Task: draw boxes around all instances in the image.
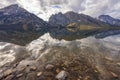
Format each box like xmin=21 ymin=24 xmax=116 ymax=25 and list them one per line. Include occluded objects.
xmin=0 ymin=4 xmax=50 ymax=45
xmin=49 ymin=11 xmax=110 ymax=27
xmin=99 ymin=15 xmax=120 ymax=26
xmin=0 ymin=4 xmax=50 ymax=32
xmin=0 ymin=4 xmax=120 ymax=45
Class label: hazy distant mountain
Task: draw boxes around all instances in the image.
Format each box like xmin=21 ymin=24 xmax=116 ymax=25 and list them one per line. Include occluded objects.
xmin=99 ymin=15 xmax=120 ymax=26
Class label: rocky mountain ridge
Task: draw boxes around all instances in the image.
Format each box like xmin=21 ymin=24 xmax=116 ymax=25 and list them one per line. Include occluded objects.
xmin=0 ymin=4 xmax=120 ymax=45
xmin=99 ymin=15 xmax=120 ymax=27
xmin=0 ymin=4 xmax=50 ymax=45
xmin=0 ymin=4 xmax=49 ymax=32
xmin=49 ymin=11 xmax=111 ymax=27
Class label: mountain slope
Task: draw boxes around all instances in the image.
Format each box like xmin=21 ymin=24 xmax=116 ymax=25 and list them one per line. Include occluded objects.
xmin=99 ymin=15 xmax=120 ymax=27
xmin=0 ymin=4 xmax=49 ymax=32
xmin=49 ymin=11 xmax=110 ymax=28
xmin=0 ymin=4 xmax=50 ymax=45
xmin=48 ymin=11 xmax=117 ymax=40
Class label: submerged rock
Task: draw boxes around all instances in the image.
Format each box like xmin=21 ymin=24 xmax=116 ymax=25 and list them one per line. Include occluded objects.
xmin=25 ymin=72 xmax=36 ymax=80
xmin=16 ymin=73 xmax=23 ymax=78
xmin=30 ymin=66 xmax=37 ymax=71
xmin=56 ymin=70 xmax=68 ymax=80
xmin=56 ymin=68 xmax=61 ymax=73
xmin=4 ymin=75 xmax=14 ymax=80
xmin=45 ymin=64 xmax=54 ymax=70
xmin=110 ymin=72 xmax=118 ymax=78
xmin=3 ymin=69 xmax=13 ymax=77
xmin=37 ymin=72 xmax=42 ymax=77
xmin=44 ymin=71 xmax=54 ymax=77
xmin=116 ymin=63 xmax=120 ymax=67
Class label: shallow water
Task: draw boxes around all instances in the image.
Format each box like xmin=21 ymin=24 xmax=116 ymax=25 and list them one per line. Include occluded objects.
xmin=0 ymin=33 xmax=119 ymax=64
xmin=0 ymin=33 xmax=120 ymax=80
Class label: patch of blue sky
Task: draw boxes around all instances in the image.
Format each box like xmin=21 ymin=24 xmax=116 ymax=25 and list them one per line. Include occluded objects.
xmin=51 ymin=5 xmax=61 ymax=9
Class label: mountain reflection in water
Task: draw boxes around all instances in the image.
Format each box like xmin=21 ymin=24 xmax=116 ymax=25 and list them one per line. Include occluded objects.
xmin=0 ymin=33 xmax=120 ymax=80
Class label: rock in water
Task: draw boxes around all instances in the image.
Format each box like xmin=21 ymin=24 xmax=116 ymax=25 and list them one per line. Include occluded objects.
xmin=30 ymin=66 xmax=37 ymax=71
xmin=4 ymin=75 xmax=14 ymax=80
xmin=56 ymin=70 xmax=68 ymax=80
xmin=4 ymin=69 xmax=13 ymax=77
xmin=45 ymin=64 xmax=54 ymax=70
xmin=37 ymin=72 xmax=42 ymax=77
xmin=110 ymin=72 xmax=118 ymax=78
xmin=16 ymin=73 xmax=23 ymax=78
xmin=116 ymin=63 xmax=120 ymax=67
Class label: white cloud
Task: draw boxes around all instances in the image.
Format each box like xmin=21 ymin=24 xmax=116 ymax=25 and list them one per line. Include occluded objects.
xmin=0 ymin=0 xmax=16 ymax=8
xmin=0 ymin=0 xmax=120 ymax=21
xmin=82 ymin=0 xmax=120 ymax=18
xmin=17 ymin=0 xmax=42 ymax=14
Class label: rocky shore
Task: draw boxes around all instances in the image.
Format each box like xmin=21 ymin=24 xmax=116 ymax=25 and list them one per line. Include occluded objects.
xmin=0 ymin=56 xmax=100 ymax=80
xmin=0 ymin=53 xmax=119 ymax=80
xmin=0 ymin=34 xmax=120 ymax=80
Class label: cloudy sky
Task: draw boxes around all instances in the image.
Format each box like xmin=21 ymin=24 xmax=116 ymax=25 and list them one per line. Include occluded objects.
xmin=0 ymin=0 xmax=120 ymax=21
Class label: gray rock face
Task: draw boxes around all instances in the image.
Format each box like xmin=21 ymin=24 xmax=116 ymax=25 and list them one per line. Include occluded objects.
xmin=0 ymin=4 xmax=50 ymax=45
xmin=45 ymin=64 xmax=54 ymax=70
xmin=49 ymin=11 xmax=109 ymax=27
xmin=0 ymin=4 xmax=49 ymax=32
xmin=49 ymin=12 xmax=70 ymax=27
xmin=56 ymin=71 xmax=68 ymax=80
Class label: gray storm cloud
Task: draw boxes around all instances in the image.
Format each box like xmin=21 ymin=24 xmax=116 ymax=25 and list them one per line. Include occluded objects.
xmin=0 ymin=0 xmax=120 ymax=21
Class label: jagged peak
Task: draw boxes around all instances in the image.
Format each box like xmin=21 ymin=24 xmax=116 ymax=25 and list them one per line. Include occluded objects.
xmin=99 ymin=15 xmax=112 ymax=18
xmin=65 ymin=11 xmax=79 ymax=15
xmin=0 ymin=4 xmax=19 ymax=10
xmin=0 ymin=4 xmax=27 ymax=15
xmin=65 ymin=11 xmax=77 ymax=14
xmin=51 ymin=11 xmax=88 ymax=18
xmin=64 ymin=11 xmax=90 ymax=18
xmin=98 ymin=15 xmax=120 ymax=21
